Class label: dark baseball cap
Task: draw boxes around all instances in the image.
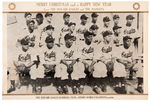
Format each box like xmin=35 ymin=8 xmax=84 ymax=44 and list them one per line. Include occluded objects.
xmin=91 ymin=13 xmax=99 ymax=17
xmin=63 ymin=13 xmax=70 ymax=18
xmin=20 ymin=38 xmax=29 ymax=45
xmin=68 ymin=22 xmax=76 ymax=27
xmin=84 ymin=31 xmax=95 ymax=38
xmin=113 ymin=15 xmax=120 ymax=20
xmin=123 ymin=36 xmax=132 ymax=41
xmin=45 ymin=35 xmax=55 ymax=43
xmin=126 ymin=15 xmax=135 ymax=20
xmin=102 ymin=30 xmax=113 ymax=37
xmin=103 ymin=16 xmax=111 ymax=22
xmin=113 ymin=26 xmax=122 ymax=31
xmin=80 ymin=14 xmax=88 ymax=20
xmin=90 ymin=25 xmax=99 ymax=30
xmin=45 ymin=12 xmax=53 ymax=17
xmin=45 ymin=25 xmax=54 ymax=30
xmin=36 ymin=13 xmax=43 ymax=18
xmin=64 ymin=34 xmax=76 ymax=41
xmin=24 ymin=13 xmax=32 ymax=18
xmin=27 ymin=20 xmax=35 ymax=25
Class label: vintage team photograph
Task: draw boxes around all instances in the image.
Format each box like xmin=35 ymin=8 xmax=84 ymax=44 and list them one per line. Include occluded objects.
xmin=6 ymin=12 xmax=144 ymax=95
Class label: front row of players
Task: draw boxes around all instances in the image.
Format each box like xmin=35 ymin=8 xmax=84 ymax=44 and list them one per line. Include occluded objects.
xmin=9 ymin=29 xmax=143 ymax=94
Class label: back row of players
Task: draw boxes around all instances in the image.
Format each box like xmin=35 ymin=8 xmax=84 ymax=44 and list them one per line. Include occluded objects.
xmin=12 ymin=12 xmax=143 ymax=94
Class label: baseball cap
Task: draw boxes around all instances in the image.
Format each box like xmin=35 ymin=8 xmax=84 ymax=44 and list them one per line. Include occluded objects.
xmin=20 ymin=38 xmax=29 ymax=45
xmin=91 ymin=13 xmax=99 ymax=17
xmin=84 ymin=31 xmax=95 ymax=38
xmin=103 ymin=16 xmax=111 ymax=22
xmin=102 ymin=30 xmax=113 ymax=37
xmin=45 ymin=25 xmax=54 ymax=30
xmin=113 ymin=15 xmax=120 ymax=20
xmin=126 ymin=15 xmax=135 ymax=20
xmin=45 ymin=35 xmax=55 ymax=43
xmin=90 ymin=25 xmax=99 ymax=30
xmin=123 ymin=36 xmax=132 ymax=41
xmin=24 ymin=13 xmax=32 ymax=18
xmin=45 ymin=12 xmax=53 ymax=17
xmin=63 ymin=13 xmax=70 ymax=18
xmin=113 ymin=26 xmax=122 ymax=31
xmin=64 ymin=34 xmax=76 ymax=41
xmin=36 ymin=13 xmax=43 ymax=18
xmin=68 ymin=22 xmax=76 ymax=27
xmin=80 ymin=14 xmax=88 ymax=20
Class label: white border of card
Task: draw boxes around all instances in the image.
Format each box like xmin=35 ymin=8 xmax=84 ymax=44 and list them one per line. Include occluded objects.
xmin=2 ymin=1 xmax=148 ymax=100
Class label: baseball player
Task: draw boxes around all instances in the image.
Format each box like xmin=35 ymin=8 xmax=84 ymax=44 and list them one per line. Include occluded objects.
xmin=58 ymin=13 xmax=71 ymax=46
xmin=91 ymin=13 xmax=99 ymax=24
xmin=39 ymin=25 xmax=57 ymax=47
xmin=76 ymin=14 xmax=89 ymax=42
xmin=113 ymin=14 xmax=120 ymax=26
xmin=43 ymin=12 xmax=53 ymax=27
xmin=58 ymin=34 xmax=78 ymax=94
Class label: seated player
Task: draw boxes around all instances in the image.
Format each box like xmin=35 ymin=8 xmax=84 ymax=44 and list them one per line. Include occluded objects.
xmin=41 ymin=36 xmax=60 ymax=78
xmin=57 ymin=34 xmax=78 ymax=94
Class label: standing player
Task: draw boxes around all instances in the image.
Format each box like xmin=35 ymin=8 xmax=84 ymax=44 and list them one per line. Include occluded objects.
xmin=43 ymin=12 xmax=53 ymax=27
xmin=113 ymin=26 xmax=123 ymax=47
xmin=59 ymin=13 xmax=70 ymax=46
xmin=76 ymin=14 xmax=89 ymax=42
xmin=39 ymin=25 xmax=55 ymax=47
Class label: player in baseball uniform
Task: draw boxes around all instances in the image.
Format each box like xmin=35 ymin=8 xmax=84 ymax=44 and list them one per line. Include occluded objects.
xmin=91 ymin=13 xmax=99 ymax=25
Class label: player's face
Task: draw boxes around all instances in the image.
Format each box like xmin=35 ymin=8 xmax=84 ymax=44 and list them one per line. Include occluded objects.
xmin=22 ymin=45 xmax=29 ymax=52
xmin=114 ymin=29 xmax=121 ymax=34
xmin=46 ymin=16 xmax=52 ymax=23
xmin=47 ymin=42 xmax=54 ymax=49
xmin=66 ymin=39 xmax=74 ymax=47
xmin=81 ymin=19 xmax=87 ymax=25
xmin=28 ymin=22 xmax=35 ymax=30
xmin=64 ymin=16 xmax=70 ymax=23
xmin=46 ymin=29 xmax=54 ymax=35
xmin=104 ymin=21 xmax=110 ymax=27
xmin=113 ymin=18 xmax=119 ymax=25
xmin=92 ymin=17 xmax=98 ymax=23
xmin=69 ymin=25 xmax=75 ymax=32
xmin=25 ymin=15 xmax=32 ymax=21
xmin=124 ymin=39 xmax=131 ymax=47
xmin=104 ymin=35 xmax=112 ymax=43
xmin=86 ymin=35 xmax=93 ymax=42
xmin=127 ymin=19 xmax=133 ymax=24
xmin=36 ymin=17 xmax=43 ymax=25
xmin=92 ymin=29 xmax=98 ymax=35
